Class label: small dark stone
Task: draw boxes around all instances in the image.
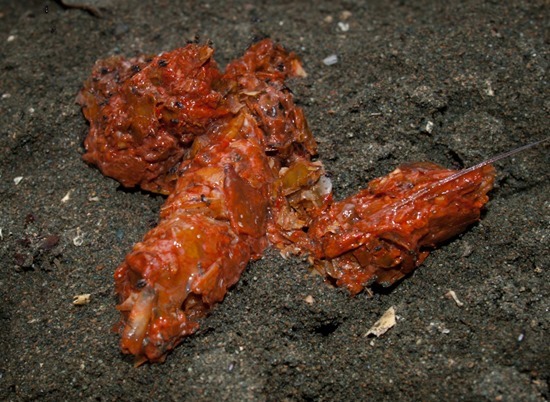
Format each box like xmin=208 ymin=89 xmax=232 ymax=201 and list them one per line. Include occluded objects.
xmin=39 ymin=234 xmax=60 ymax=250
xmin=14 ymin=252 xmax=33 ymax=269
xmin=24 ymin=213 xmax=36 ymax=225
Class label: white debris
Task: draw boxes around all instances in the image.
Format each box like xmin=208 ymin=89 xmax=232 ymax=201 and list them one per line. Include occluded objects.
xmin=366 ymin=306 xmax=396 ymax=337
xmin=429 ymin=321 xmax=450 ymax=334
xmin=13 ymin=176 xmax=23 ymax=185
xmin=7 ymin=35 xmax=16 ymax=42
xmin=445 ymin=290 xmax=464 ymax=307
xmin=304 ymin=295 xmax=315 ymax=304
xmin=61 ymin=189 xmax=73 ymax=203
xmin=323 ymin=54 xmax=338 ymax=66
xmin=484 ymin=79 xmax=495 ymax=96
xmin=72 ymin=227 xmax=84 ymax=246
xmin=73 ymin=294 xmax=91 ymax=305
xmin=424 ymin=120 xmax=434 ymax=134
xmin=340 ymin=10 xmax=352 ymax=20
xmin=337 ymin=22 xmax=350 ymax=32
xmin=517 ymin=333 xmax=524 ymax=342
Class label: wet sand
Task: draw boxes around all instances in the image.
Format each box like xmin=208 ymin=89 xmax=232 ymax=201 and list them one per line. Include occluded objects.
xmin=0 ymin=1 xmax=548 ymax=400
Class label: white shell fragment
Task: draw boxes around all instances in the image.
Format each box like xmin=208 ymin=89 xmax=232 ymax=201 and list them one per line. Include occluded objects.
xmin=445 ymin=290 xmax=464 ymax=307
xmin=322 ymin=54 xmax=338 ymax=66
xmin=337 ymin=22 xmax=350 ymax=32
xmin=72 ymin=227 xmax=85 ymax=246
xmin=366 ymin=306 xmax=396 ymax=337
xmin=484 ymin=79 xmax=495 ymax=96
xmin=61 ymin=189 xmax=73 ymax=203
xmin=73 ymin=294 xmax=91 ymax=305
xmin=13 ymin=176 xmax=23 ymax=185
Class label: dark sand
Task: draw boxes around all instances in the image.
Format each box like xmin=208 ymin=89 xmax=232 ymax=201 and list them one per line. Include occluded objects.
xmin=0 ymin=1 xmax=548 ymax=400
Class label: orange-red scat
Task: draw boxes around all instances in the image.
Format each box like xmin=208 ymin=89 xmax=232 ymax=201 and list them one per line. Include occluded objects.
xmin=101 ymin=40 xmax=318 ymax=363
xmin=79 ymin=39 xmax=496 ymax=364
xmin=114 ymin=113 xmax=273 ymax=363
xmin=77 ymin=44 xmax=229 ymax=194
xmin=307 ymin=162 xmax=495 ymax=294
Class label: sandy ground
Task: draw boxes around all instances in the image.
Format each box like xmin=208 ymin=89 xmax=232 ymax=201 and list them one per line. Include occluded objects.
xmin=0 ymin=0 xmax=548 ymax=400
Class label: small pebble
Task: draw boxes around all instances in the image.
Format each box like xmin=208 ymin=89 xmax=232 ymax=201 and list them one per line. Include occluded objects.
xmin=340 ymin=10 xmax=352 ymax=20
xmin=73 ymin=294 xmax=91 ymax=305
xmin=422 ymin=120 xmax=434 ymax=134
xmin=323 ymin=54 xmax=338 ymax=66
xmin=338 ymin=22 xmax=349 ymax=32
xmin=61 ymin=190 xmax=73 ymax=203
